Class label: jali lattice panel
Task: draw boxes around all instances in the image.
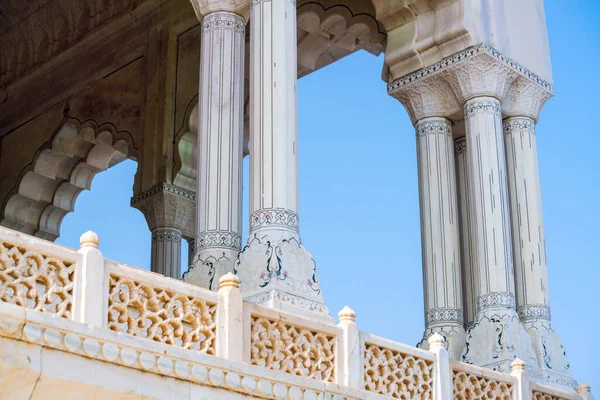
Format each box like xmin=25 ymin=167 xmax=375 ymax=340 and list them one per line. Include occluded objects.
xmin=533 ymin=391 xmax=569 ymax=400
xmin=250 ymin=315 xmax=336 ymax=382
xmin=108 ymin=274 xmax=217 ymax=354
xmin=363 ymin=342 xmax=434 ymax=399
xmin=0 ymin=240 xmax=75 ymax=318
xmin=453 ymin=370 xmax=513 ymax=400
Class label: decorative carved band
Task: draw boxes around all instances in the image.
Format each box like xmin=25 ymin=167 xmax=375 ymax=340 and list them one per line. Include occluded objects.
xmin=131 ymin=183 xmax=196 ymax=205
xmin=202 ymin=12 xmax=245 ymax=34
xmin=465 ymin=101 xmax=502 ymax=118
xmin=250 ymin=209 xmax=299 ymax=232
xmin=503 ymin=118 xmax=535 ymax=134
xmin=416 ymin=120 xmax=452 ymax=138
xmin=197 ymin=231 xmax=242 ymax=251
xmin=245 ymin=290 xmax=329 ymax=316
xmin=518 ymin=305 xmax=551 ymax=321
xmin=388 ymin=43 xmax=553 ymax=93
xmin=454 ymin=137 xmax=467 ymax=154
xmin=425 ymin=308 xmax=464 ymax=325
xmin=476 ymin=292 xmax=516 ymax=312
xmin=152 ymin=229 xmax=182 ymax=242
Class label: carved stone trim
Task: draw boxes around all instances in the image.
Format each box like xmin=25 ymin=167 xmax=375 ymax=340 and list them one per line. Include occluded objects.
xmin=202 ymin=12 xmax=245 ymax=34
xmin=465 ymin=100 xmax=502 ymax=118
xmin=249 ymin=209 xmax=299 ymax=232
xmin=476 ymin=292 xmax=516 ymax=312
xmin=518 ymin=305 xmax=551 ymax=321
xmin=197 ymin=231 xmax=242 ymax=251
xmin=388 ymin=43 xmax=553 ymax=94
xmin=503 ymin=118 xmax=535 ymax=134
xmin=152 ymin=228 xmax=182 ymax=243
xmin=454 ymin=137 xmax=467 ymax=154
xmin=425 ymin=308 xmax=464 ymax=325
xmin=416 ymin=120 xmax=452 ymax=138
xmin=245 ymin=290 xmax=330 ymax=316
xmin=131 ymin=183 xmax=196 ymax=205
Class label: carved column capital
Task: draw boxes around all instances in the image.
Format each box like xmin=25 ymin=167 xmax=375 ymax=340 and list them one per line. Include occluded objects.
xmin=131 ymin=183 xmax=196 ymax=237
xmin=389 ymin=74 xmax=461 ymax=123
xmin=502 ymin=76 xmax=553 ymax=122
xmin=189 ymin=0 xmax=250 ymax=21
xmin=388 ymin=44 xmax=554 ymax=121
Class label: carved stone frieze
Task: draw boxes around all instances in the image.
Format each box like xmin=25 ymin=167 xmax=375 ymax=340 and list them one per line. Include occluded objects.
xmin=131 ymin=183 xmax=196 ymax=238
xmin=0 ymin=0 xmax=137 ymax=87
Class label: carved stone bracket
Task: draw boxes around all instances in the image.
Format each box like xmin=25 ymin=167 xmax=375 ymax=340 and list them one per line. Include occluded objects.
xmin=131 ymin=183 xmax=196 ymax=238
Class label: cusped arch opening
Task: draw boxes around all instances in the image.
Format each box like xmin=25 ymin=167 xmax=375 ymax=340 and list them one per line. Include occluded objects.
xmin=1 ymin=118 xmax=135 ymax=241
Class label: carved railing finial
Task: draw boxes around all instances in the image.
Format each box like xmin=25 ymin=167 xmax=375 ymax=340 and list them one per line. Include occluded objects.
xmin=80 ymin=230 xmax=99 ymax=249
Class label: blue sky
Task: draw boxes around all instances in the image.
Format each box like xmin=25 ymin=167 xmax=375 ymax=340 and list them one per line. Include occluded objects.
xmin=56 ymin=0 xmax=600 ymax=390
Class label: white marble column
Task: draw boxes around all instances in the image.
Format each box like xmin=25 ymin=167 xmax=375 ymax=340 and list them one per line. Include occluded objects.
xmin=504 ymin=117 xmax=572 ymax=386
xmin=460 ymin=97 xmax=538 ymax=373
xmin=151 ymin=227 xmax=182 ymax=278
xmin=235 ymin=0 xmax=329 ymax=320
xmin=454 ymin=135 xmax=477 ymax=331
xmin=183 ymin=10 xmax=246 ymax=291
xmin=414 ymin=117 xmax=465 ymax=360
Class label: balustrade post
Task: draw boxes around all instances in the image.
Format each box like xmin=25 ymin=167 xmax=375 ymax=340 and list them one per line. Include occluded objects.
xmin=74 ymin=231 xmax=106 ymax=327
xmin=337 ymin=306 xmax=361 ymax=389
xmin=578 ymin=383 xmax=595 ymax=400
xmin=216 ymin=272 xmax=243 ymax=362
xmin=428 ymin=333 xmax=452 ymax=400
xmin=510 ymin=358 xmax=529 ymax=400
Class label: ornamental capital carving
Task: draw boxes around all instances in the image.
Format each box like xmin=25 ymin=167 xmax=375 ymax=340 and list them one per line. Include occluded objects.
xmin=131 ymin=183 xmax=196 ymax=237
xmin=502 ymin=75 xmax=553 ymax=122
xmin=189 ymin=0 xmax=250 ymax=22
xmin=389 ymin=73 xmax=461 ymax=124
xmin=388 ymin=44 xmax=554 ymax=122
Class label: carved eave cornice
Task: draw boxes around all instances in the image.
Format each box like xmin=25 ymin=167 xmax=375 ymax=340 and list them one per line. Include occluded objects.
xmin=131 ymin=183 xmax=196 ymax=237
xmin=387 ymin=43 xmax=554 ymax=123
xmin=189 ymin=0 xmax=250 ymax=22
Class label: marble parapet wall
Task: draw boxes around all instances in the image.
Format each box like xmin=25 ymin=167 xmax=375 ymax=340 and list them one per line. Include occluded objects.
xmin=0 ymin=226 xmax=592 ymax=399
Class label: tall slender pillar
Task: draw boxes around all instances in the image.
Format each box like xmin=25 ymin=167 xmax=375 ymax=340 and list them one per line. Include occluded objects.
xmin=504 ymin=116 xmax=572 ymax=386
xmin=459 ymin=97 xmax=538 ymax=373
xmin=454 ymin=134 xmax=477 ymax=331
xmin=235 ymin=0 xmax=329 ymax=319
xmin=414 ymin=117 xmax=465 ymax=360
xmin=183 ymin=4 xmax=247 ymax=291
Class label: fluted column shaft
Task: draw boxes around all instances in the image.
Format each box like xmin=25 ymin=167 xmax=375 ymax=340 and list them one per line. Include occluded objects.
xmin=415 ymin=117 xmax=465 ymax=360
xmin=151 ymin=227 xmax=182 ymax=278
xmin=454 ymin=136 xmax=477 ymax=330
xmin=249 ymin=0 xmax=299 ymax=234
xmin=464 ymin=97 xmax=515 ymax=304
xmin=190 ymin=11 xmax=246 ymax=290
xmin=235 ymin=0 xmax=328 ymax=320
xmin=504 ymin=117 xmax=550 ymax=319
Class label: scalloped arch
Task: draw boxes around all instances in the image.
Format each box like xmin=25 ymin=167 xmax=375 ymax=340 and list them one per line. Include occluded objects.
xmin=1 ymin=119 xmax=134 ymax=241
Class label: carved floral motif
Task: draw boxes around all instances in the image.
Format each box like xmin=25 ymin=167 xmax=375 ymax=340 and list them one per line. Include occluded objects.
xmin=0 ymin=240 xmax=75 ymax=318
xmin=250 ymin=316 xmax=336 ymax=381
xmin=363 ymin=342 xmax=434 ymax=399
xmin=108 ymin=274 xmax=216 ymax=354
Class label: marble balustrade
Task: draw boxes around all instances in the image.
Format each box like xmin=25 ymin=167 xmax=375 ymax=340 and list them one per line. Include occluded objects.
xmin=0 ymin=226 xmax=591 ymax=400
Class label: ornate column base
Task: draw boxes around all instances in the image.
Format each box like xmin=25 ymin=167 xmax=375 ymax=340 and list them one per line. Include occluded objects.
xmin=418 ymin=325 xmax=466 ymax=361
xmin=183 ymin=231 xmax=241 ymax=291
xmin=521 ymin=315 xmax=575 ymax=390
xmin=462 ymin=293 xmax=540 ymax=377
xmin=234 ymin=230 xmax=331 ymax=322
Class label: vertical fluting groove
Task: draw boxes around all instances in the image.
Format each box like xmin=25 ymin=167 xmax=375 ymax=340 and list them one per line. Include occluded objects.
xmin=505 ymin=117 xmax=550 ymax=320
xmin=416 ymin=118 xmax=463 ymax=327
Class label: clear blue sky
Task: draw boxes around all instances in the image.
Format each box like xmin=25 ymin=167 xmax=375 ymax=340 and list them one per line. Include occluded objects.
xmin=56 ymin=0 xmax=600 ymax=390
